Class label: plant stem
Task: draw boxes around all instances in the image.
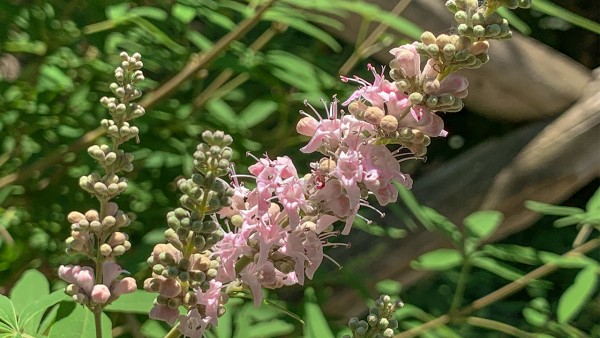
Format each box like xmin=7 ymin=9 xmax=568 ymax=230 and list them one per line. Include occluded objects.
xmin=449 ymin=257 xmax=470 ymax=313
xmin=394 ymin=238 xmax=600 ymax=338
xmin=94 ymin=307 xmax=103 ymax=338
xmin=464 ymin=316 xmax=537 ymax=338
xmin=165 ymin=324 xmax=181 ymax=338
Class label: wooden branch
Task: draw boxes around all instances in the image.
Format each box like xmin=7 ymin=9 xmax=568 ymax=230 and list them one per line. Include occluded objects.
xmin=326 ymin=0 xmax=591 ymax=121
xmin=322 ymin=68 xmax=600 ymax=319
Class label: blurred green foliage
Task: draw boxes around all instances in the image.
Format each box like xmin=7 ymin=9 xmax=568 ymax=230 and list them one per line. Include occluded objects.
xmin=0 ymin=0 xmax=598 ymax=337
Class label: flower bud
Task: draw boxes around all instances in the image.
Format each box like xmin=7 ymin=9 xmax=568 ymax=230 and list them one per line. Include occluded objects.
xmin=380 ymin=115 xmax=398 ymax=133
xmin=420 ymin=31 xmax=436 ymax=45
xmin=113 ymin=245 xmax=127 ymax=256
xmin=409 ymin=92 xmax=423 ymax=105
xmin=364 ymin=106 xmax=385 ymax=125
xmin=100 ymin=243 xmax=113 ymax=256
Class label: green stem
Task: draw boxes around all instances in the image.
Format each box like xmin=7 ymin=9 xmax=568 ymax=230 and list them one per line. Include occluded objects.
xmin=164 ymin=324 xmax=181 ymax=338
xmin=94 ymin=307 xmax=103 ymax=338
xmin=449 ymin=257 xmax=471 ymax=313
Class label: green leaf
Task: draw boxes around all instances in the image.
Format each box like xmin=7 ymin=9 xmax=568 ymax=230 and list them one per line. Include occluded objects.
xmin=48 ymin=304 xmax=112 ymax=338
xmin=525 ymin=200 xmax=584 ymax=216
xmin=9 ymin=270 xmax=49 ymax=317
xmin=471 ymin=256 xmax=550 ymax=289
xmin=421 ymin=207 xmax=462 ymax=246
xmin=482 ymin=244 xmax=539 ymax=265
xmin=129 ymin=17 xmax=187 ymax=54
xmin=206 ymin=99 xmax=239 ymax=127
xmin=247 ymin=320 xmax=295 ymax=337
xmin=172 ymin=4 xmax=197 ymax=24
xmin=104 ymin=290 xmax=153 ymax=314
xmin=538 ymin=251 xmax=598 ymax=269
xmin=554 ymin=214 xmax=585 ymax=227
xmin=464 ymin=210 xmax=503 ymax=241
xmin=37 ymin=65 xmax=73 ymax=92
xmin=586 ymin=186 xmax=600 ymax=211
xmin=532 ymin=0 xmax=600 ymax=35
xmin=18 ymin=290 xmax=68 ymax=334
xmin=238 ymin=100 xmax=278 ymax=128
xmin=522 ymin=308 xmax=548 ymax=327
xmin=411 ymin=248 xmax=463 ymax=271
xmin=557 ymin=266 xmax=598 ymax=323
xmin=497 ymin=7 xmax=531 ymax=35
xmin=0 ymin=295 xmax=17 ymax=331
xmin=140 ymin=319 xmax=169 ymax=338
xmin=303 ymin=288 xmax=334 ymax=338
xmin=376 ymin=279 xmax=402 ymax=296
xmin=265 ymin=12 xmax=341 ymax=52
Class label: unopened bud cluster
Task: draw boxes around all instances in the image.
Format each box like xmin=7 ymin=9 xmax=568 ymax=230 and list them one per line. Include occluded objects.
xmin=145 ymin=130 xmax=234 ymax=331
xmin=345 ymin=295 xmax=404 ymax=338
xmin=59 ymin=52 xmax=144 ymax=310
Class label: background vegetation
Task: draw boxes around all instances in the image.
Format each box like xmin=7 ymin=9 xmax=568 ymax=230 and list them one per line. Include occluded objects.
xmin=0 ymin=0 xmax=598 ymax=337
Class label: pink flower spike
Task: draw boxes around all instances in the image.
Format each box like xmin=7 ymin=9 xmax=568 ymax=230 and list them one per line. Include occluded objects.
xmin=91 ymin=284 xmax=111 ymax=304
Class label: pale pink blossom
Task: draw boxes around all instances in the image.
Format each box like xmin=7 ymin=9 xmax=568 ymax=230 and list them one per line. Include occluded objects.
xmin=389 ymin=43 xmax=421 ymax=78
xmin=179 ymin=308 xmax=210 ymax=338
xmin=149 ymin=304 xmax=180 ymax=326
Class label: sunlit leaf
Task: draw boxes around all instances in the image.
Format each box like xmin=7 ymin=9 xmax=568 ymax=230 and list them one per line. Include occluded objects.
xmin=105 ymin=290 xmax=155 ymax=314
xmin=48 ymin=303 xmax=111 ymax=338
xmin=303 ymin=288 xmax=334 ymax=338
xmin=411 ymin=248 xmax=463 ymax=271
xmin=557 ymin=265 xmax=598 ymax=323
xmin=525 ymin=200 xmax=584 ymax=216
xmin=0 ymin=295 xmax=17 ymax=331
xmin=464 ymin=210 xmax=503 ymax=242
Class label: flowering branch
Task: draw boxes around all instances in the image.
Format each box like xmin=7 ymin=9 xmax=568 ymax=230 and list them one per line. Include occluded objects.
xmin=58 ymin=52 xmax=145 ymax=338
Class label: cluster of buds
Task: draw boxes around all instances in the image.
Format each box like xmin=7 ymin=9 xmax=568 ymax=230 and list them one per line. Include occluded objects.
xmin=345 ymin=295 xmax=404 ymax=338
xmin=59 ymin=52 xmax=145 ymax=309
xmin=447 ymin=0 xmax=532 ymax=40
xmin=145 ymin=131 xmax=233 ymax=337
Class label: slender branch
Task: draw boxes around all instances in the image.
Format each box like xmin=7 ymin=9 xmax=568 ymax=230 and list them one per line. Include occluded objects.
xmin=338 ymin=0 xmax=412 ymax=76
xmin=165 ymin=324 xmax=181 ymax=338
xmin=464 ymin=316 xmax=537 ymax=338
xmin=0 ymin=0 xmax=276 ymax=190
xmin=193 ymin=22 xmax=286 ymax=108
xmin=395 ymin=238 xmax=600 ymax=338
xmin=141 ymin=0 xmax=276 ymax=109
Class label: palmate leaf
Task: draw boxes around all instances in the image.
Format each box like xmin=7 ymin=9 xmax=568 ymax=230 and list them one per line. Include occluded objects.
xmin=48 ymin=303 xmax=111 ymax=338
xmin=0 ymin=296 xmax=17 ymax=332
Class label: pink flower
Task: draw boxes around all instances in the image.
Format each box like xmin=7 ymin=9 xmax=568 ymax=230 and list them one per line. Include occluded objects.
xmin=196 ymin=280 xmax=225 ymax=326
xmin=91 ymin=284 xmax=111 ymax=303
xmin=179 ymin=308 xmax=211 ymax=338
xmin=389 ymin=43 xmax=421 ymax=78
xmin=149 ymin=304 xmax=180 ymax=326
xmin=299 ymin=118 xmax=342 ymax=154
